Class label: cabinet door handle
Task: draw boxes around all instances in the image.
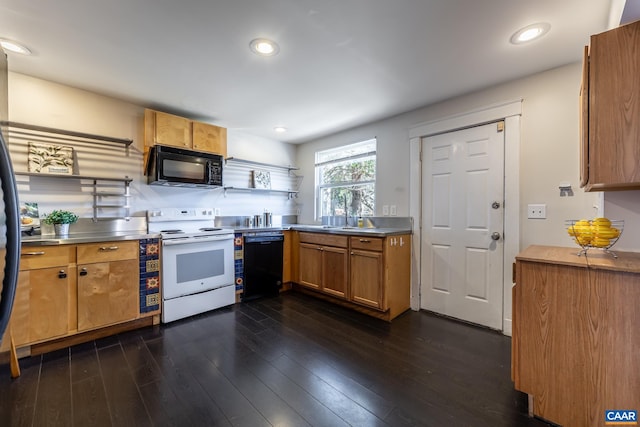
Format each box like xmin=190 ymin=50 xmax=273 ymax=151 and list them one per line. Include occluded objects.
xmin=58 ymin=269 xmax=67 ymax=279
xmin=359 ymin=239 xmax=371 ymax=243
xmin=23 ymin=251 xmax=46 ymax=256
xmin=99 ymin=246 xmax=119 ymax=251
xmin=317 ymin=247 xmax=323 ymax=251
xmin=79 ymin=267 xmax=88 ymax=276
xmin=351 ymin=251 xmax=354 ymax=255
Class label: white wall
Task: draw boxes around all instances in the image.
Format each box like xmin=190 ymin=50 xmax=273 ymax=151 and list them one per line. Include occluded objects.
xmin=604 ymin=191 xmax=640 ymax=251
xmin=297 ymin=63 xmax=601 ymax=251
xmin=7 ymin=72 xmax=298 ymax=220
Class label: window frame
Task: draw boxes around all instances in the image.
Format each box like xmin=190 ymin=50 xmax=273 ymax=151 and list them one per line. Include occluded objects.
xmin=314 ymin=139 xmax=377 ymax=221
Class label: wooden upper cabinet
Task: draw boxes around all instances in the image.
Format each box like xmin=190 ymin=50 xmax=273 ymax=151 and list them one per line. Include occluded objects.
xmin=144 ymin=108 xmax=227 ymax=156
xmin=193 ymin=121 xmax=227 ymax=157
xmin=582 ymin=20 xmax=640 ymax=191
xmin=145 ymin=109 xmax=191 ymax=149
xmin=579 ymin=45 xmax=589 ymax=189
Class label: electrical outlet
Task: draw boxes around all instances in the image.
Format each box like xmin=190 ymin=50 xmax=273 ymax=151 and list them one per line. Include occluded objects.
xmin=382 ymin=205 xmax=389 ymax=216
xmin=390 ymin=205 xmax=397 ymax=216
xmin=214 ymin=208 xmax=221 ymax=216
xmin=527 ymin=204 xmax=546 ymax=219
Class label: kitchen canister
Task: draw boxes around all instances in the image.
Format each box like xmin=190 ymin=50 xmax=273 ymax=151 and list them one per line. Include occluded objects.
xmin=263 ymin=211 xmax=272 ymax=228
xmin=253 ymin=214 xmax=263 ymax=228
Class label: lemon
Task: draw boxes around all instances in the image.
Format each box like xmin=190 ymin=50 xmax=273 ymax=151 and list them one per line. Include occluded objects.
xmin=576 ymin=235 xmax=592 ymax=245
xmin=594 ymin=228 xmax=617 ymax=239
xmin=592 ymin=217 xmax=611 ymax=227
xmin=592 ymin=238 xmax=610 ymax=248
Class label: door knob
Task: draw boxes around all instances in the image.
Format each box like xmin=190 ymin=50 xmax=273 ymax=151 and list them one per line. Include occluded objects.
xmin=491 ymin=232 xmax=501 ymax=241
xmin=492 ymin=201 xmax=501 ymax=209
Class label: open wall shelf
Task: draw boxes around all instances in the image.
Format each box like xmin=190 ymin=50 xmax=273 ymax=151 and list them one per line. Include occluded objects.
xmin=8 ymin=121 xmax=135 ymax=222
xmin=15 ymin=172 xmax=132 ymax=221
xmin=223 ymin=157 xmax=302 ymax=199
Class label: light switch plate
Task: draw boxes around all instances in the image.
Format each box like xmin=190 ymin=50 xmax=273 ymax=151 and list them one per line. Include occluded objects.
xmin=527 ymin=204 xmax=546 ymax=219
xmin=390 ymin=205 xmax=397 ymax=216
xmin=382 ymin=205 xmax=389 ymax=216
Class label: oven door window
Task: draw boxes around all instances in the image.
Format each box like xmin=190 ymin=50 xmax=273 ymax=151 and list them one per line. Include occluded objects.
xmin=162 ymin=238 xmax=234 ymax=299
xmin=177 ymin=249 xmax=224 ymax=283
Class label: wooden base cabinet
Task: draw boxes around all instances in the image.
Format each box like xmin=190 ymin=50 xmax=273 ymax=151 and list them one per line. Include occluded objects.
xmin=1 ymin=245 xmax=76 ymax=352
xmin=77 ymin=241 xmax=140 ymax=332
xmin=296 ymin=232 xmax=411 ymax=321
xmin=2 ymin=240 xmax=145 ymax=351
xmin=21 ymin=267 xmax=74 ymax=342
xmin=513 ymin=246 xmax=640 ymax=427
xmin=321 ymin=246 xmax=349 ymax=299
xmin=350 ymin=248 xmax=383 ymax=309
xmin=298 ymin=233 xmax=348 ymax=299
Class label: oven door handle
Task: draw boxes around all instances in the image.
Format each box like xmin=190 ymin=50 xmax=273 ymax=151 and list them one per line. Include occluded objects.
xmin=162 ymin=234 xmax=233 ymax=246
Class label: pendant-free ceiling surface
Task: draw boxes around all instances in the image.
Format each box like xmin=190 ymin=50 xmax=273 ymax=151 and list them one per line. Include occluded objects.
xmin=0 ymin=0 xmax=616 ymax=143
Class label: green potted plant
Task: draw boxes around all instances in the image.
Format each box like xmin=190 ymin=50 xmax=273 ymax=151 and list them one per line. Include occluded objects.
xmin=42 ymin=210 xmax=79 ymax=236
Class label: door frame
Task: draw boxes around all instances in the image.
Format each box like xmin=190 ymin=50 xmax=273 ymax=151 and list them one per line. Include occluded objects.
xmin=408 ymin=100 xmax=522 ymax=335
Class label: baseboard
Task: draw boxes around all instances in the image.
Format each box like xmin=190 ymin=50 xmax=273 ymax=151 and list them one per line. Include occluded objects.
xmin=503 ymin=318 xmax=512 ymax=337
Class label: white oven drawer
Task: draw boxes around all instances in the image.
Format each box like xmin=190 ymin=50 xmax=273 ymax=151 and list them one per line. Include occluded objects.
xmin=162 ymin=284 xmax=235 ymax=323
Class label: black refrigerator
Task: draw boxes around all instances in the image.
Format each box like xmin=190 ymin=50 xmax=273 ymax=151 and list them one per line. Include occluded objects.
xmin=0 ymin=48 xmax=21 ymax=343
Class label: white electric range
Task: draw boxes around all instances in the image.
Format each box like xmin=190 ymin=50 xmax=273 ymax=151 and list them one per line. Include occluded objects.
xmin=147 ymin=208 xmax=235 ymax=323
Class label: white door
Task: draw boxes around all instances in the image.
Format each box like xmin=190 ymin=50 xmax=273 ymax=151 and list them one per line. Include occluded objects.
xmin=420 ymin=122 xmax=504 ymax=329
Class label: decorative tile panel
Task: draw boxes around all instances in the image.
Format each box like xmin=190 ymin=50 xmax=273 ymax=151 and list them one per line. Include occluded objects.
xmin=139 ymin=238 xmax=161 ymax=313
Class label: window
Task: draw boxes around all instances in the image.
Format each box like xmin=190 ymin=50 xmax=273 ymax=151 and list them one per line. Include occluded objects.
xmin=315 ymin=138 xmax=376 ymax=220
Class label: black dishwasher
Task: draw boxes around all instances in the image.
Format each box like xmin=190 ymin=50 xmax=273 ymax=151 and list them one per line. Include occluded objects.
xmin=242 ymin=232 xmax=284 ymax=301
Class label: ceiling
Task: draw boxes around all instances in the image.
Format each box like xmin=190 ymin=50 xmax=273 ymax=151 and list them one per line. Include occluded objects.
xmin=0 ymin=0 xmax=624 ymax=144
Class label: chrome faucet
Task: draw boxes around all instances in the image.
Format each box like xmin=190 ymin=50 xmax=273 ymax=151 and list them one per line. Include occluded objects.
xmin=344 ymin=193 xmax=349 ymax=227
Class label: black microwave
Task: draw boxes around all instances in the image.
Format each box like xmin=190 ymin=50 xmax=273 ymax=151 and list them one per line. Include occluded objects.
xmin=145 ymin=145 xmax=223 ymax=188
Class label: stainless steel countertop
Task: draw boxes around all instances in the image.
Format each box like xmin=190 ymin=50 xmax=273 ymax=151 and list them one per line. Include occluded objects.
xmin=20 ymin=224 xmax=411 ymax=246
xmin=233 ymin=226 xmax=290 ymax=234
xmin=21 ymin=231 xmax=161 ymax=246
xmin=236 ymin=225 xmax=412 ymax=237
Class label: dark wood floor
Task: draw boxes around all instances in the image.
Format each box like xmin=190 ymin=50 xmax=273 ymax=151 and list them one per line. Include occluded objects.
xmin=0 ymin=292 xmax=551 ymax=427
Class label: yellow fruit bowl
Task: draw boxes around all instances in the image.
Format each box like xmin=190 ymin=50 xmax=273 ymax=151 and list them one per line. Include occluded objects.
xmin=565 ymin=218 xmax=624 ymax=257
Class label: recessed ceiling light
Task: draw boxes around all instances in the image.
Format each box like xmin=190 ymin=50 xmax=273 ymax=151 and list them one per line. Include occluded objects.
xmin=510 ymin=23 xmax=551 ymax=44
xmin=250 ymin=38 xmax=280 ymax=57
xmin=274 ymin=127 xmax=287 ymax=133
xmin=0 ymin=38 xmax=32 ymax=55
